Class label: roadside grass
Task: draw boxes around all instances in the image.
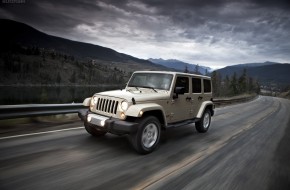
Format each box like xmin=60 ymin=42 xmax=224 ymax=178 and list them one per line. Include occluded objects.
xmin=279 ymin=90 xmax=290 ymax=100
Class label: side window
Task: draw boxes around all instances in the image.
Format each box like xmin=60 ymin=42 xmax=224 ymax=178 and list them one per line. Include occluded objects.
xmin=204 ymin=79 xmax=212 ymax=93
xmin=192 ymin=78 xmax=201 ymax=93
xmin=175 ymin=77 xmax=189 ymax=93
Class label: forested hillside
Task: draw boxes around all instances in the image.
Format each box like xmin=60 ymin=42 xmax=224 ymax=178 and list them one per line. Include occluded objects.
xmin=211 ymin=69 xmax=260 ymax=97
xmin=0 ymin=45 xmax=130 ymax=85
xmin=215 ymin=63 xmax=290 ymax=86
xmin=0 ymin=19 xmax=170 ymax=85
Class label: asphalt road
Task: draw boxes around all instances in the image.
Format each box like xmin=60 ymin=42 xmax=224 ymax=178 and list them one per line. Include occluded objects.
xmin=0 ymin=96 xmax=289 ymax=190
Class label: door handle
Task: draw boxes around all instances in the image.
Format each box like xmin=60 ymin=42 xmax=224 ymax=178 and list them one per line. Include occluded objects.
xmin=198 ymin=96 xmax=203 ymax=100
xmin=186 ymin=97 xmax=192 ymax=101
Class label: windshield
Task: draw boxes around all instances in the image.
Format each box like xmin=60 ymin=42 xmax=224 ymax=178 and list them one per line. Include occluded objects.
xmin=128 ymin=73 xmax=173 ymax=90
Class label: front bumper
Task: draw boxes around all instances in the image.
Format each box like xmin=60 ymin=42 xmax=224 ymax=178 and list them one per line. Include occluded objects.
xmin=78 ymin=109 xmax=138 ymax=135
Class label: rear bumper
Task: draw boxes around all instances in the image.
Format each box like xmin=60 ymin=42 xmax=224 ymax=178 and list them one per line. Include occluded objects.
xmin=78 ymin=109 xmax=138 ymax=135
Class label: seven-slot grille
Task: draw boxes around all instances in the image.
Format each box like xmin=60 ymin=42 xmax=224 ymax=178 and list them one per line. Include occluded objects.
xmin=96 ymin=98 xmax=119 ymax=114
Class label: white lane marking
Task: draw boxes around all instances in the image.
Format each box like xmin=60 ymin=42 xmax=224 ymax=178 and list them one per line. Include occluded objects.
xmin=0 ymin=127 xmax=84 ymax=140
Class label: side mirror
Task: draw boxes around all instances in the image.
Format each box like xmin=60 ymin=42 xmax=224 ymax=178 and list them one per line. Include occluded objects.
xmin=173 ymin=87 xmax=185 ymax=99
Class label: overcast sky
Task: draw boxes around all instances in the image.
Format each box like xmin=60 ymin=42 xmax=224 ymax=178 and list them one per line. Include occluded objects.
xmin=1 ymin=0 xmax=290 ymax=68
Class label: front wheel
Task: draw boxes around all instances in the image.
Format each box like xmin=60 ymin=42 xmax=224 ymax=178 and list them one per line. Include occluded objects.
xmin=195 ymin=109 xmax=211 ymax=133
xmin=131 ymin=116 xmax=161 ymax=154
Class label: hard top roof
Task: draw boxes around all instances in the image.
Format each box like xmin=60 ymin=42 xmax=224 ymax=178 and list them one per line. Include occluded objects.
xmin=133 ymin=71 xmax=211 ymax=79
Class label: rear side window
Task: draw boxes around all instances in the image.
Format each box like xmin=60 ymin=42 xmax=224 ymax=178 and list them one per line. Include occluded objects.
xmin=175 ymin=77 xmax=189 ymax=93
xmin=192 ymin=78 xmax=201 ymax=93
xmin=204 ymin=79 xmax=212 ymax=93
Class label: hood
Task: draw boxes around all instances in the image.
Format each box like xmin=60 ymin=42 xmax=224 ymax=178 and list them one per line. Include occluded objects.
xmin=96 ymin=89 xmax=170 ymax=102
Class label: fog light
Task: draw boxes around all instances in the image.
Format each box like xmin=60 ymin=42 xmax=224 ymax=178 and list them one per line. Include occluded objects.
xmin=87 ymin=116 xmax=92 ymax=122
xmin=100 ymin=120 xmax=105 ymax=127
xmin=139 ymin=111 xmax=143 ymax=116
xmin=120 ymin=112 xmax=126 ymax=119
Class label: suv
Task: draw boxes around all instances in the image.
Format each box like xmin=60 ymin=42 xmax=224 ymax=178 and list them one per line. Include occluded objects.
xmin=79 ymin=71 xmax=214 ymax=154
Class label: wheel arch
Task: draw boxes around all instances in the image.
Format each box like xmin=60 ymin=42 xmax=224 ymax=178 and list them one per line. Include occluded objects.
xmin=83 ymin=97 xmax=91 ymax=106
xmin=125 ymin=103 xmax=167 ymax=126
xmin=196 ymin=101 xmax=214 ymax=118
xmin=142 ymin=110 xmax=166 ymax=128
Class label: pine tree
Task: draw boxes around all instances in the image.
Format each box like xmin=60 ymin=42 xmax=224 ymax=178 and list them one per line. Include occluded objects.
xmin=70 ymin=71 xmax=76 ymax=84
xmin=230 ymin=72 xmax=238 ymax=95
xmin=224 ymin=75 xmax=230 ymax=96
xmin=211 ymin=71 xmax=221 ymax=97
xmin=184 ymin=65 xmax=189 ymax=73
xmin=248 ymin=77 xmax=255 ymax=93
xmin=238 ymin=68 xmax=247 ymax=94
xmin=194 ymin=64 xmax=199 ymax=74
xmin=57 ymin=72 xmax=61 ymax=84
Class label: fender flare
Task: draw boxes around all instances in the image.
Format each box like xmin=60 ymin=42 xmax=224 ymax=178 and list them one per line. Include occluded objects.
xmin=196 ymin=101 xmax=214 ymax=118
xmin=125 ymin=103 xmax=167 ymax=125
xmin=83 ymin=97 xmax=91 ymax=106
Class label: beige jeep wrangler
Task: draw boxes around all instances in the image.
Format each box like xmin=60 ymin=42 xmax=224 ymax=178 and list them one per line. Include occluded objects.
xmin=79 ymin=71 xmax=214 ymax=154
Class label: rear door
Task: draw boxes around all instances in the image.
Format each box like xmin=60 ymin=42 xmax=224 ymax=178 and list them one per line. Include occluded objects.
xmin=192 ymin=77 xmax=203 ymax=116
xmin=203 ymin=78 xmax=212 ymax=101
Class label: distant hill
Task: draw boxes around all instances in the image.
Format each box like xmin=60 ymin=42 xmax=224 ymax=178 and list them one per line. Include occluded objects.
xmin=148 ymin=58 xmax=212 ymax=75
xmin=215 ymin=62 xmax=290 ymax=86
xmin=0 ymin=19 xmax=167 ymax=70
xmin=234 ymin=61 xmax=279 ymax=68
xmin=0 ymin=19 xmax=173 ymax=85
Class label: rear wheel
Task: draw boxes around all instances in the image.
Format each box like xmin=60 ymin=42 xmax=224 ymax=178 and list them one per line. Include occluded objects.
xmin=84 ymin=122 xmax=107 ymax=137
xmin=195 ymin=109 xmax=211 ymax=133
xmin=131 ymin=116 xmax=161 ymax=154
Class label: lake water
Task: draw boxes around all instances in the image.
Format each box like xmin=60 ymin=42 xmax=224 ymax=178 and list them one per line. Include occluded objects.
xmin=0 ymin=85 xmax=122 ymax=105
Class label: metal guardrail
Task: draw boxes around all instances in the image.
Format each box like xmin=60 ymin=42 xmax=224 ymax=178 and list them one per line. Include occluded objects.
xmin=0 ymin=104 xmax=88 ymax=120
xmin=0 ymin=95 xmax=257 ymax=120
xmin=213 ymin=95 xmax=257 ymax=106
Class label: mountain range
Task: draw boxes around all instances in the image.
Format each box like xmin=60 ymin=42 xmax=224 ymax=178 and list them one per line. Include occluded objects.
xmin=214 ymin=62 xmax=290 ymax=86
xmin=233 ymin=61 xmax=280 ymax=68
xmin=0 ymin=19 xmax=168 ymax=72
xmin=0 ymin=19 xmax=173 ymax=85
xmin=0 ymin=19 xmax=289 ymax=87
xmin=148 ymin=58 xmax=213 ymax=75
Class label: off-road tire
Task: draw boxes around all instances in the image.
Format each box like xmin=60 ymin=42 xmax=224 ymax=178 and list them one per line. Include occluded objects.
xmin=84 ymin=122 xmax=107 ymax=137
xmin=195 ymin=109 xmax=211 ymax=133
xmin=131 ymin=116 xmax=161 ymax=154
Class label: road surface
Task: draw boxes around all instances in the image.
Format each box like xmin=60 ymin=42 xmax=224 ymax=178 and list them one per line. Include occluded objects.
xmin=0 ymin=96 xmax=289 ymax=190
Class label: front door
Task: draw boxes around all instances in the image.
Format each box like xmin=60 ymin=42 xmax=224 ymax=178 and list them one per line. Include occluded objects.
xmin=169 ymin=76 xmax=192 ymax=123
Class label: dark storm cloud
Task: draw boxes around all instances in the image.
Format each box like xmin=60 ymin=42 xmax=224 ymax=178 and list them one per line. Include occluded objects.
xmin=0 ymin=0 xmax=102 ymax=34
xmin=251 ymin=0 xmax=290 ymax=10
xmin=137 ymin=0 xmax=290 ymax=63
xmin=1 ymin=0 xmax=290 ymax=67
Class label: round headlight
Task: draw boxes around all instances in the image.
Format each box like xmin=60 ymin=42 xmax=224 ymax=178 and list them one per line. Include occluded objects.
xmin=93 ymin=97 xmax=98 ymax=104
xmin=90 ymin=98 xmax=95 ymax=106
xmin=121 ymin=100 xmax=129 ymax=111
xmin=91 ymin=97 xmax=98 ymax=105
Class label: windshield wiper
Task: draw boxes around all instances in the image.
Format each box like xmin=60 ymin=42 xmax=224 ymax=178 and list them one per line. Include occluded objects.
xmin=128 ymin=85 xmax=139 ymax=90
xmin=128 ymin=85 xmax=157 ymax=92
xmin=138 ymin=85 xmax=157 ymax=92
